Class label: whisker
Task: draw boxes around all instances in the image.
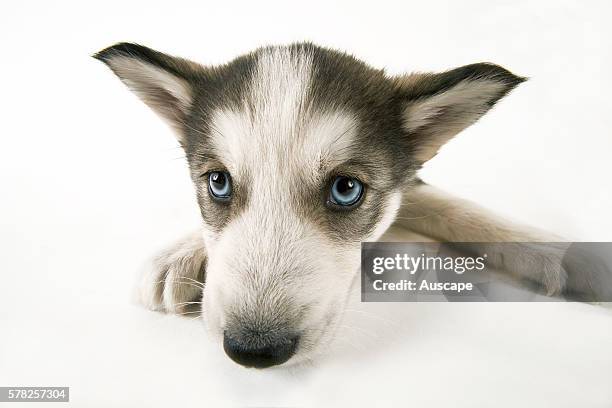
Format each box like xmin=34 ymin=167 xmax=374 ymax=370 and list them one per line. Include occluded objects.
xmin=179 ymin=276 xmax=206 ymax=287
xmin=175 ymin=310 xmax=202 ymax=316
xmin=173 ymin=301 xmax=204 ymax=306
xmin=150 ymin=280 xmax=204 ymax=290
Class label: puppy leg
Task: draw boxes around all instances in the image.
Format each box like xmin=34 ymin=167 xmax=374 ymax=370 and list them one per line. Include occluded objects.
xmin=136 ymin=231 xmax=207 ymax=314
xmin=392 ymin=183 xmax=573 ymax=296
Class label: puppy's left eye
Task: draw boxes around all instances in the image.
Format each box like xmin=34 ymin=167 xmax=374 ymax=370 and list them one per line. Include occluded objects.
xmin=208 ymin=171 xmax=232 ymax=200
xmin=328 ymin=176 xmax=364 ymax=208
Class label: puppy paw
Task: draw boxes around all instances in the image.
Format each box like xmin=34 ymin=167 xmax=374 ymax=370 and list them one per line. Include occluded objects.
xmin=502 ymin=242 xmax=612 ymax=301
xmin=135 ymin=232 xmax=207 ymax=315
xmin=518 ymin=244 xmax=568 ymax=297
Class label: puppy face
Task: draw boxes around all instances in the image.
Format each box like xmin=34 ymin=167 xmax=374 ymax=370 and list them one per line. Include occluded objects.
xmin=96 ymin=43 xmax=523 ymax=367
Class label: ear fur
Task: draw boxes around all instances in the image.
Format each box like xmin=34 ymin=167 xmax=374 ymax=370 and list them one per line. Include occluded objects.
xmin=397 ymin=63 xmax=526 ymax=163
xmin=94 ymin=43 xmax=204 ymax=141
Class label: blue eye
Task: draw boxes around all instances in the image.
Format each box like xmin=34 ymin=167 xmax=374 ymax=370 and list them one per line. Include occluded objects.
xmin=329 ymin=176 xmax=364 ymax=207
xmin=208 ymin=171 xmax=232 ymax=200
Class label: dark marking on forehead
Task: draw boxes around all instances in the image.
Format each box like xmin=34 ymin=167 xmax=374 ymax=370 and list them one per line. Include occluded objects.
xmin=184 ymin=52 xmax=258 ymax=150
xmin=304 ymin=43 xmax=419 ymax=183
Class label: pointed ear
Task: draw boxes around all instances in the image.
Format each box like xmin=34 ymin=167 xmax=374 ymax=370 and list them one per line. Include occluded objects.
xmin=94 ymin=43 xmax=204 ymax=141
xmin=397 ymin=63 xmax=526 ymax=163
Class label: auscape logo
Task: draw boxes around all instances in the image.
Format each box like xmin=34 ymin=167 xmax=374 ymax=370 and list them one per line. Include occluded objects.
xmin=372 ymin=279 xmax=474 ymax=293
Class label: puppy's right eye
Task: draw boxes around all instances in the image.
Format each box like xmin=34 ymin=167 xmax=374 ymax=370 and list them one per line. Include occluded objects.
xmin=208 ymin=171 xmax=232 ymax=201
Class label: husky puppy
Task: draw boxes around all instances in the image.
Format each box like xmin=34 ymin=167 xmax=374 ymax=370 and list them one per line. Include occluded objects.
xmin=94 ymin=43 xmax=576 ymax=368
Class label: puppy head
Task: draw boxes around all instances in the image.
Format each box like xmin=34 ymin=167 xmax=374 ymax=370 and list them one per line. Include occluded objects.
xmin=95 ymin=43 xmax=524 ymax=367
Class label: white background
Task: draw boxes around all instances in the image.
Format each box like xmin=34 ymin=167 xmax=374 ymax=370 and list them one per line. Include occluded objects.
xmin=1 ymin=0 xmax=612 ymax=407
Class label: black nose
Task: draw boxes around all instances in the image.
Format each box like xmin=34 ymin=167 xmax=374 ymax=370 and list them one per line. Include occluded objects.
xmin=223 ymin=332 xmax=299 ymax=368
